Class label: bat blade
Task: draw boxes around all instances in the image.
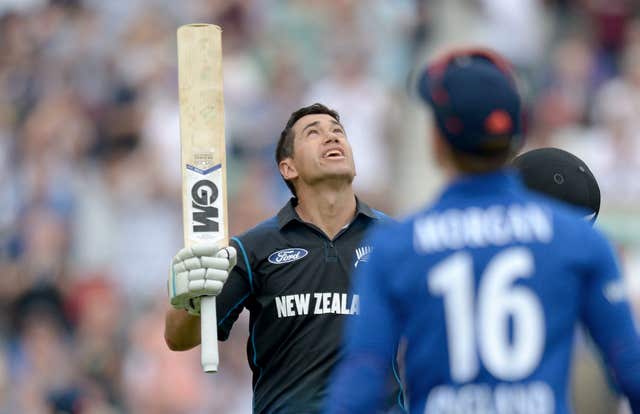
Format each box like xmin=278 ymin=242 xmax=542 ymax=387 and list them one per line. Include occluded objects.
xmin=177 ymin=23 xmax=228 ymax=374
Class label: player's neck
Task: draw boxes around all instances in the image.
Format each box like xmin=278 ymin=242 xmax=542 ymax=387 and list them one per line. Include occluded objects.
xmin=295 ymin=185 xmax=357 ymax=240
xmin=436 ymin=148 xmax=461 ymax=182
xmin=443 ymin=164 xmax=460 ymax=182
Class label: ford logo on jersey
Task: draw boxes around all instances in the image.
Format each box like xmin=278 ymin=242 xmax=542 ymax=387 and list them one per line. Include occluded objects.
xmin=268 ymin=248 xmax=309 ymax=264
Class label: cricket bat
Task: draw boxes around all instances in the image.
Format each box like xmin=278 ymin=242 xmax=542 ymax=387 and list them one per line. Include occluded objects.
xmin=177 ymin=23 xmax=228 ymax=373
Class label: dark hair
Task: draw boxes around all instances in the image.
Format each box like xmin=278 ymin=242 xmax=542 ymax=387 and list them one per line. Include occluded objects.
xmin=449 ymin=145 xmax=515 ymax=173
xmin=275 ymin=103 xmax=341 ymax=197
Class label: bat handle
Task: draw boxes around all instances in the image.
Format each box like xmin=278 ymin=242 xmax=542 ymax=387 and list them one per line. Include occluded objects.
xmin=200 ymin=295 xmax=219 ymax=373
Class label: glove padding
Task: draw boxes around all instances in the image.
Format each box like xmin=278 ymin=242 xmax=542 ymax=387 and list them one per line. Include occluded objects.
xmin=168 ymin=244 xmax=237 ymax=315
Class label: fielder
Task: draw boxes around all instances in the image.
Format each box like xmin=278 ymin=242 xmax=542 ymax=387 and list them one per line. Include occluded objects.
xmin=165 ymin=103 xmax=404 ymax=414
xmin=325 ymin=48 xmax=640 ymax=414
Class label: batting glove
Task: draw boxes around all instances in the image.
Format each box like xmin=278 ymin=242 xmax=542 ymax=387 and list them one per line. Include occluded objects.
xmin=168 ymin=244 xmax=237 ymax=315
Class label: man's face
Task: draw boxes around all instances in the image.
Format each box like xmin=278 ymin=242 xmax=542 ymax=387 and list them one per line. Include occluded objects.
xmin=280 ymin=113 xmax=356 ymax=189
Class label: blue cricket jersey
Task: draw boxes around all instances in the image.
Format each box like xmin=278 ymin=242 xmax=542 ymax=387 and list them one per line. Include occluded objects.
xmin=325 ymin=170 xmax=640 ymax=414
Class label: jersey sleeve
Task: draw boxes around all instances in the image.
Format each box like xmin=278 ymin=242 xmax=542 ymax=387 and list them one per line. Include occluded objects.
xmin=580 ymin=228 xmax=640 ymax=412
xmin=325 ymin=225 xmax=402 ymax=414
xmin=216 ymin=236 xmax=254 ymax=341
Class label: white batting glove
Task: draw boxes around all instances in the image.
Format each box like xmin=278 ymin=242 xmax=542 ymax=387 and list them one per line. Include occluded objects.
xmin=168 ymin=244 xmax=237 ymax=315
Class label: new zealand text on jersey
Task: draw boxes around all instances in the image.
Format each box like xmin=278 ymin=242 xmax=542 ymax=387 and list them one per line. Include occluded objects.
xmin=274 ymin=293 xmax=360 ymax=318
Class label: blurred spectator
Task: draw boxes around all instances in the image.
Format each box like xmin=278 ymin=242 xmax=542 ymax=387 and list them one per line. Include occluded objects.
xmin=122 ymin=299 xmax=210 ymax=414
xmin=66 ymin=277 xmax=124 ymax=404
xmin=584 ymin=0 xmax=636 ymax=57
xmin=7 ymin=285 xmax=77 ymax=413
xmin=530 ymin=35 xmax=601 ymax=145
xmin=474 ymin=0 xmax=549 ymax=71
xmin=589 ymin=42 xmax=640 ymax=206
xmin=304 ymin=44 xmax=393 ymax=209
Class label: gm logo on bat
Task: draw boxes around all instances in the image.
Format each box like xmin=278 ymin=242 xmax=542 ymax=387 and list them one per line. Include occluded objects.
xmin=191 ymin=178 xmax=219 ymax=232
xmin=186 ymin=163 xmax=223 ymax=238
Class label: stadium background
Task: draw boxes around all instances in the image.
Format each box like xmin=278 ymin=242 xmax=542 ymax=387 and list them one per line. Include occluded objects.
xmin=0 ymin=0 xmax=638 ymax=413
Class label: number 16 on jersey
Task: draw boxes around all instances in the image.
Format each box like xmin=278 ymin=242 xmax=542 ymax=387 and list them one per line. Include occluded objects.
xmin=429 ymin=247 xmax=545 ymax=382
xmin=177 ymin=24 xmax=229 ymax=373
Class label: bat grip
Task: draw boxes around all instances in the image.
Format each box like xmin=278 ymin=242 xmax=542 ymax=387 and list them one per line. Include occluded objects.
xmin=200 ymin=295 xmax=219 ymax=373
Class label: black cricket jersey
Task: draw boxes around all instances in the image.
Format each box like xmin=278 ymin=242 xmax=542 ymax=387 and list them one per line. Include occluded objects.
xmin=215 ymin=198 xmax=405 ymax=414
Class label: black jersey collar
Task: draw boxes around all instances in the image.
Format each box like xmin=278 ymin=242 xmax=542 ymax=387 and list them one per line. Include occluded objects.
xmin=276 ymin=197 xmax=378 ymax=229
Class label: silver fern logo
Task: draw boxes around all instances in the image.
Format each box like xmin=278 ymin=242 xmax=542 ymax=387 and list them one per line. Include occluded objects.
xmin=354 ymin=246 xmax=372 ymax=268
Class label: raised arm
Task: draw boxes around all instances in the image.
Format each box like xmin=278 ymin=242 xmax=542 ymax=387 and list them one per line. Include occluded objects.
xmin=165 ymin=308 xmax=201 ymax=350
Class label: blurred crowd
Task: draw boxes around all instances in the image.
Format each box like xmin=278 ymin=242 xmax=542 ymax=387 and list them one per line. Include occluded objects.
xmin=0 ymin=0 xmax=638 ymax=413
